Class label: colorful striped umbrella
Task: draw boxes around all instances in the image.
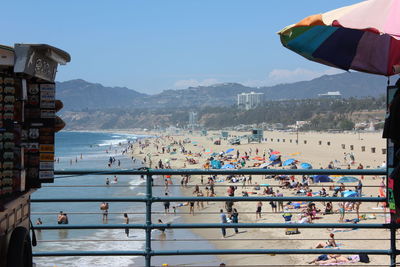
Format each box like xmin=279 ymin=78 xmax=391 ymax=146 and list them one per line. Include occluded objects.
xmin=278 ymin=0 xmax=400 ymax=76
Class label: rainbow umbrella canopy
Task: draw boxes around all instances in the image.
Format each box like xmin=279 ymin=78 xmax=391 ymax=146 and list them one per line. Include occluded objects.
xmin=278 ymin=0 xmax=400 ymax=76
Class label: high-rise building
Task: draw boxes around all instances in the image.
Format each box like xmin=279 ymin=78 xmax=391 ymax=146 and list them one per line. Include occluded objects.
xmin=188 ymin=112 xmax=198 ymax=129
xmin=237 ymin=92 xmax=264 ymax=110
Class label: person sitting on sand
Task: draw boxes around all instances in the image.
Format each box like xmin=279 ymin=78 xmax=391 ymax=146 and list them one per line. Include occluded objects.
xmin=315 ymin=233 xmax=337 ymax=248
xmin=324 ymin=202 xmax=333 ymax=215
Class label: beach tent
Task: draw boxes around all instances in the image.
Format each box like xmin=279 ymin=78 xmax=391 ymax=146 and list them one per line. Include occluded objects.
xmin=313 ymin=175 xmax=332 ymax=183
xmin=283 ymin=159 xmax=296 ymax=166
xmin=221 ymin=163 xmax=235 ymax=169
xmin=300 ymin=163 xmax=312 ymax=169
xmin=211 ymin=160 xmax=222 ymax=169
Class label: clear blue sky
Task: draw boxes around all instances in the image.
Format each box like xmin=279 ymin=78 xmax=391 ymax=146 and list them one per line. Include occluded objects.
xmin=1 ymin=0 xmax=361 ymax=94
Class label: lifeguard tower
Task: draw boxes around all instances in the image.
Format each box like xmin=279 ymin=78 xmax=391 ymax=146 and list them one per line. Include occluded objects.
xmin=248 ymin=128 xmax=263 ymax=143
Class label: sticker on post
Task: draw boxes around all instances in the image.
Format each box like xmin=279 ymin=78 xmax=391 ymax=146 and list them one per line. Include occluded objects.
xmin=40 ymin=161 xmax=54 ymax=170
xmin=39 ymin=170 xmax=54 ymax=180
xmin=40 ymin=153 xmax=54 ymax=162
xmin=40 ymin=144 xmax=54 ymax=152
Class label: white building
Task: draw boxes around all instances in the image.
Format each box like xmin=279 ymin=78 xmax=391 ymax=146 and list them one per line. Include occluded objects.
xmin=237 ymin=92 xmax=264 ymax=110
xmin=318 ymin=91 xmax=342 ymax=98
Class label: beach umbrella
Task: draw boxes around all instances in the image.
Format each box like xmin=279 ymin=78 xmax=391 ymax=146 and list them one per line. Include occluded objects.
xmin=283 ymin=158 xmax=296 ymax=166
xmin=269 ymin=154 xmax=279 ymax=161
xmin=337 ymin=176 xmax=359 ymax=183
xmin=204 ymin=149 xmax=212 ymax=155
xmin=300 ymin=163 xmax=312 ymax=169
xmin=225 ymin=148 xmax=235 ymax=154
xmin=342 ymin=190 xmax=358 ymax=197
xmin=221 ymin=163 xmax=235 ymax=169
xmin=278 ymin=0 xmax=400 ymax=76
xmin=313 ymin=175 xmax=332 ymax=183
xmin=270 ymin=150 xmax=281 ymax=155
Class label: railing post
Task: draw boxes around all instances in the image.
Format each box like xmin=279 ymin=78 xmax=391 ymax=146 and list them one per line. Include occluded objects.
xmin=145 ymin=174 xmax=153 ymax=267
xmin=390 ymin=224 xmax=396 ymax=267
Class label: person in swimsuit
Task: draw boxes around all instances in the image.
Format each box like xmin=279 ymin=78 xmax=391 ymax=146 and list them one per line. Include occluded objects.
xmin=124 ymin=213 xmax=129 ymax=237
xmin=189 ymin=200 xmax=195 ymax=215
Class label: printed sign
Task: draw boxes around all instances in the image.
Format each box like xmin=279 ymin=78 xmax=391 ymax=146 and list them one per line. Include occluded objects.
xmin=40 ymin=153 xmax=54 ymax=162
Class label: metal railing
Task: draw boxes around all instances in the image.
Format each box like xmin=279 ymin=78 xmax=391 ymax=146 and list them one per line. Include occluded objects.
xmin=32 ymin=168 xmax=396 ymax=267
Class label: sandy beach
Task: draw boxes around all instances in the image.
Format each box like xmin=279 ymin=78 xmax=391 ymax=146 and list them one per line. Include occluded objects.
xmin=131 ymin=130 xmax=390 ymax=266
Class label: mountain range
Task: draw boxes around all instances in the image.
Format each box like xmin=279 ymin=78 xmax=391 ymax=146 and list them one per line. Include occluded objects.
xmin=56 ymin=72 xmax=390 ymax=112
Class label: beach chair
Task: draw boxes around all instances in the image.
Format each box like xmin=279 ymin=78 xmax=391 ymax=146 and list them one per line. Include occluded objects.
xmin=285 ymin=228 xmax=300 ymax=235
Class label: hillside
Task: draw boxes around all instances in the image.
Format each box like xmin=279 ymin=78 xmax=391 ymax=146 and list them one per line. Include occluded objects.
xmin=56 ymin=79 xmax=147 ymax=111
xmin=57 ymin=72 xmax=389 ymax=111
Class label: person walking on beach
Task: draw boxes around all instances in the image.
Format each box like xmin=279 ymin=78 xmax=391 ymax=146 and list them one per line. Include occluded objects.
xmin=256 ymin=201 xmax=262 ymax=219
xmin=220 ymin=209 xmax=227 ymax=238
xmin=124 ymin=213 xmax=129 ymax=237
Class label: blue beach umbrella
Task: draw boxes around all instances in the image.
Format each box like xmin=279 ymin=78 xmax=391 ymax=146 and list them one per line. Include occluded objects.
xmin=269 ymin=155 xmax=279 ymax=161
xmin=313 ymin=175 xmax=332 ymax=183
xmin=226 ymin=148 xmax=235 ymax=154
xmin=300 ymin=163 xmax=312 ymax=169
xmin=337 ymin=176 xmax=359 ymax=183
xmin=283 ymin=159 xmax=296 ymax=166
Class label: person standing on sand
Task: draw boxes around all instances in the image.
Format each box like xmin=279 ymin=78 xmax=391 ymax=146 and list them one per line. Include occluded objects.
xmin=220 ymin=209 xmax=227 ymax=237
xmin=276 ymin=190 xmax=284 ymax=212
xmin=189 ymin=199 xmax=195 ymax=215
xmin=164 ymin=193 xmax=170 ymax=214
xmin=338 ymin=202 xmax=345 ymax=222
xmin=231 ymin=208 xmax=239 ymax=234
xmin=256 ymin=201 xmax=262 ymax=219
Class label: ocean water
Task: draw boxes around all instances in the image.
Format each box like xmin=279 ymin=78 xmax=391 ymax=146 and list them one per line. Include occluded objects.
xmin=31 ymin=131 xmax=218 ymax=267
